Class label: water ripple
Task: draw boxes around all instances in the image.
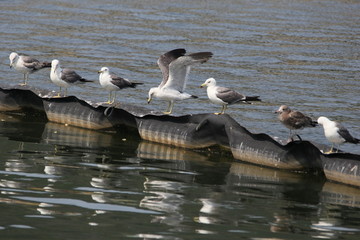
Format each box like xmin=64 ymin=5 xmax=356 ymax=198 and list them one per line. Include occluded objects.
xmin=13 ymin=196 xmax=160 ymax=215
xmin=0 ymin=170 xmax=59 ymax=179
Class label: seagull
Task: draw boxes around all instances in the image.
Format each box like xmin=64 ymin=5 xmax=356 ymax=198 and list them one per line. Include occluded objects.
xmin=98 ymin=67 xmax=143 ymax=104
xmin=317 ymin=116 xmax=359 ymax=153
xmin=200 ymin=78 xmax=261 ymax=115
xmin=9 ymin=52 xmax=51 ymax=86
xmin=147 ymin=48 xmax=213 ymax=115
xmin=275 ymin=105 xmax=317 ymax=141
xmin=50 ymin=59 xmax=93 ymax=97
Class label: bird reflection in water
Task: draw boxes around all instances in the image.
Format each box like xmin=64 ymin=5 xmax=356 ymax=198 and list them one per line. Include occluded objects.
xmin=140 ymin=178 xmax=185 ymax=227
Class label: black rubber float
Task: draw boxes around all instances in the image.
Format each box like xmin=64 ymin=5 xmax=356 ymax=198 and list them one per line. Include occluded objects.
xmin=320 ymin=153 xmax=360 ymax=187
xmin=226 ymin=122 xmax=323 ymax=171
xmin=136 ymin=114 xmax=230 ymax=149
xmin=1 ymin=85 xmax=360 ymax=187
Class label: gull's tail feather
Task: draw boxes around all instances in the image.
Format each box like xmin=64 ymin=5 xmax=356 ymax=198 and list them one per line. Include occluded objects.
xmin=244 ymin=96 xmax=261 ymax=102
xmin=41 ymin=62 xmax=52 ymax=68
xmin=191 ymin=95 xmax=198 ymax=99
xmin=129 ymin=82 xmax=144 ymax=88
xmin=79 ymin=78 xmax=94 ymax=83
xmin=349 ymin=137 xmax=360 ymax=144
xmin=242 ymin=96 xmax=261 ymax=104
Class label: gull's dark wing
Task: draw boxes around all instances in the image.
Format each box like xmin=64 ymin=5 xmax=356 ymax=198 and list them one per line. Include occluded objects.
xmin=289 ymin=111 xmax=316 ymax=128
xmin=110 ymin=74 xmax=138 ymax=89
xmin=216 ymin=87 xmax=245 ymax=104
xmin=61 ymin=68 xmax=84 ymax=83
xmin=337 ymin=122 xmax=359 ymax=143
xmin=157 ymin=48 xmax=186 ymax=88
xmin=21 ymin=54 xmax=51 ymax=70
xmin=164 ymin=51 xmax=213 ymax=92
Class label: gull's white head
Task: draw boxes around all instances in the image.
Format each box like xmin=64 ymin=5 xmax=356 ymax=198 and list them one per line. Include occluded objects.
xmin=317 ymin=116 xmax=331 ymax=126
xmin=51 ymin=59 xmax=60 ymax=68
xmin=201 ymin=78 xmax=217 ymax=88
xmin=9 ymin=52 xmax=18 ymax=67
xmin=51 ymin=59 xmax=60 ymax=74
xmin=148 ymin=87 xmax=159 ymax=104
xmin=98 ymin=67 xmax=109 ymax=74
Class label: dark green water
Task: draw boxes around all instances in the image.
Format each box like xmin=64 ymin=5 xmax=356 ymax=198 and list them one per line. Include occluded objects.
xmin=1 ymin=0 xmax=360 ymax=239
xmin=1 ymin=112 xmax=360 ymax=239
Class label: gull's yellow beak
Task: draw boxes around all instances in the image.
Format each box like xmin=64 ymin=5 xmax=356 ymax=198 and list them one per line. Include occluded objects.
xmin=147 ymin=98 xmax=152 ymax=104
xmin=98 ymin=70 xmax=103 ymax=74
xmin=200 ymin=83 xmax=206 ymax=88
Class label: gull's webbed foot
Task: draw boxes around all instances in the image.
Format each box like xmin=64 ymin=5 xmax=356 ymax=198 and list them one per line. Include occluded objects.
xmin=52 ymin=92 xmax=63 ymax=98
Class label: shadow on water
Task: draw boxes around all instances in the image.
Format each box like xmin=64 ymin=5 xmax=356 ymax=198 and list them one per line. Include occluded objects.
xmin=1 ymin=112 xmax=360 ymax=239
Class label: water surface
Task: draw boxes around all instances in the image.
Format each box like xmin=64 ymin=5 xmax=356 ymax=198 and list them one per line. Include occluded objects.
xmin=1 ymin=0 xmax=360 ymax=239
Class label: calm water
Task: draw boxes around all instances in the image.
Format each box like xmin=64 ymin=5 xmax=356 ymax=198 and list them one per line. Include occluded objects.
xmin=1 ymin=0 xmax=360 ymax=239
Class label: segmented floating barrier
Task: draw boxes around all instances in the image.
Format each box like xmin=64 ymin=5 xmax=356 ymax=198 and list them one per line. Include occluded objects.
xmin=1 ymin=85 xmax=360 ymax=187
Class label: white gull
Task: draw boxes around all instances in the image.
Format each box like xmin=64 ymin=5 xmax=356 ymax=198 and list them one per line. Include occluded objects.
xmin=200 ymin=77 xmax=261 ymax=115
xmin=9 ymin=52 xmax=51 ymax=86
xmin=50 ymin=59 xmax=93 ymax=97
xmin=147 ymin=48 xmax=213 ymax=115
xmin=317 ymin=116 xmax=359 ymax=153
xmin=98 ymin=67 xmax=143 ymax=104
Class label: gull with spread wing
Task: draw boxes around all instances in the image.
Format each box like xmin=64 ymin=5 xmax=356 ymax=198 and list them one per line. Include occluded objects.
xmin=148 ymin=48 xmax=213 ymax=114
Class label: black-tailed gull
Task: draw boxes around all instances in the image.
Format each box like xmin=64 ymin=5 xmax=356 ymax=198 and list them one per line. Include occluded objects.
xmin=98 ymin=67 xmax=143 ymax=104
xmin=9 ymin=52 xmax=51 ymax=86
xmin=317 ymin=116 xmax=359 ymax=153
xmin=50 ymin=59 xmax=93 ymax=97
xmin=200 ymin=78 xmax=261 ymax=115
xmin=147 ymin=48 xmax=213 ymax=115
xmin=275 ymin=105 xmax=317 ymax=141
